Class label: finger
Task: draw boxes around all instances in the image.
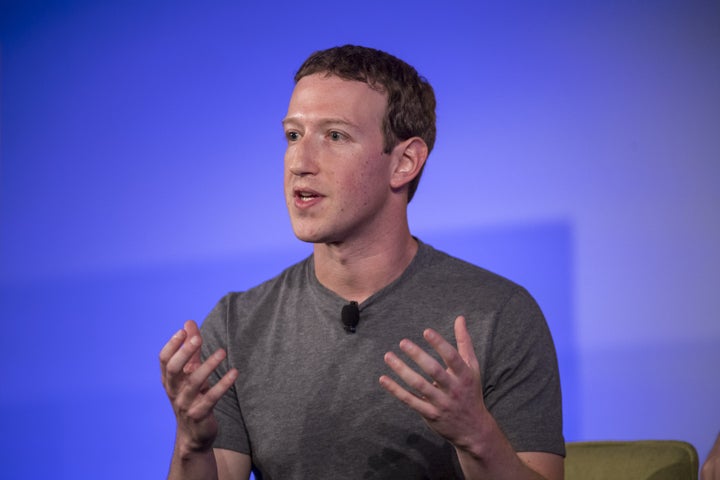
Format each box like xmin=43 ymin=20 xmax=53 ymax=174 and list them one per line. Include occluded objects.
xmin=454 ymin=316 xmax=479 ymax=371
xmin=185 ymin=348 xmax=230 ymax=398
xmin=184 ymin=320 xmax=203 ymax=367
xmin=386 ymin=348 xmax=445 ymax=401
xmin=183 ymin=367 xmax=238 ymax=422
xmin=184 ymin=319 xmax=201 ymax=337
xmin=421 ymin=329 xmax=468 ymax=382
xmin=165 ymin=333 xmax=203 ymax=380
xmin=379 ymin=374 xmax=437 ymax=419
xmin=159 ymin=328 xmax=187 ymax=375
xmin=175 ymin=347 xmax=235 ymax=409
xmin=194 ymin=367 xmax=239 ymax=414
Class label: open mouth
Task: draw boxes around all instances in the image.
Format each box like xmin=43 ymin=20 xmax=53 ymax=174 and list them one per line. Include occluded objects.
xmin=297 ymin=191 xmax=319 ymax=202
xmin=294 ymin=188 xmax=322 ymax=203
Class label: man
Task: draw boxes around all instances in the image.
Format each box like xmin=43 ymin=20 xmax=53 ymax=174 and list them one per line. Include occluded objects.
xmin=160 ymin=45 xmax=565 ymax=479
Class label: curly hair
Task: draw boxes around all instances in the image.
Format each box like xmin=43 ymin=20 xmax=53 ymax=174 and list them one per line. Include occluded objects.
xmin=294 ymin=45 xmax=436 ymax=203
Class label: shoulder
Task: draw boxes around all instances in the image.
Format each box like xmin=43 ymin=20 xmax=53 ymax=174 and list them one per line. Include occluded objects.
xmin=221 ymin=255 xmax=311 ymax=309
xmin=200 ymin=256 xmax=312 ymax=335
xmin=419 ymin=240 xmax=515 ymax=283
xmin=414 ymin=240 xmax=530 ymax=309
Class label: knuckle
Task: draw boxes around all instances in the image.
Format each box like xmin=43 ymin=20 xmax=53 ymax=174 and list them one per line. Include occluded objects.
xmin=165 ymin=361 xmax=182 ymax=375
xmin=425 ymin=408 xmax=441 ymax=422
xmin=185 ymin=405 xmax=205 ymax=422
xmin=428 ymin=364 xmax=444 ymax=379
xmin=408 ymin=376 xmax=425 ymax=391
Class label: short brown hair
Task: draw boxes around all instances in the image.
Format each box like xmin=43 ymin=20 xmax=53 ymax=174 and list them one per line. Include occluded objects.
xmin=294 ymin=45 xmax=436 ymax=203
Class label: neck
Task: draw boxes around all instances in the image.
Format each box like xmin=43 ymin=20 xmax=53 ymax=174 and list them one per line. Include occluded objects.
xmin=313 ymin=225 xmax=418 ymax=304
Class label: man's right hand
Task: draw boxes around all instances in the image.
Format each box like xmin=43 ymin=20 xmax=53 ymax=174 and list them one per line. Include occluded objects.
xmin=160 ymin=320 xmax=239 ymax=455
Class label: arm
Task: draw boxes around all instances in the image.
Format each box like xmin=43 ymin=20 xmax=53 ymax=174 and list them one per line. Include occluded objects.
xmin=160 ymin=320 xmax=250 ymax=480
xmin=702 ymin=433 xmax=720 ymax=480
xmin=380 ymin=316 xmax=563 ymax=480
xmin=215 ymin=449 xmax=252 ymax=480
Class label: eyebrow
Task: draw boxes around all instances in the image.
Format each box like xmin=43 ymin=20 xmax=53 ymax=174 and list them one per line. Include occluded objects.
xmin=281 ymin=117 xmax=359 ymax=130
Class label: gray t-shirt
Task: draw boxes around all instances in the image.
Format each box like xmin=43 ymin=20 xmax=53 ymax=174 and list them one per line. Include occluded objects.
xmin=201 ymin=240 xmax=564 ymax=479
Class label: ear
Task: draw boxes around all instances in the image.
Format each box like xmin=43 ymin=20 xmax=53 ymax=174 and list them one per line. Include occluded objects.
xmin=389 ymin=137 xmax=428 ymax=191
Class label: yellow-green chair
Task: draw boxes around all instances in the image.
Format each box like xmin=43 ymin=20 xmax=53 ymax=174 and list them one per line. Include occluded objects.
xmin=565 ymin=440 xmax=699 ymax=480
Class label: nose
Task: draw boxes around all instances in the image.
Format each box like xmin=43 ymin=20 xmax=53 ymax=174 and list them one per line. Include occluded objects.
xmin=286 ymin=136 xmax=319 ymax=177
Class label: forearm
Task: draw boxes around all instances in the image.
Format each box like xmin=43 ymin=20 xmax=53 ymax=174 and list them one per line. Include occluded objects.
xmin=454 ymin=411 xmax=549 ymax=480
xmin=168 ymin=438 xmax=218 ymax=480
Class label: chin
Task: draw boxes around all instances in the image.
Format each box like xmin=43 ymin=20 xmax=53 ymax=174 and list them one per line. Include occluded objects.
xmin=292 ymin=226 xmax=344 ymax=246
xmin=293 ymin=233 xmax=320 ymax=244
xmin=291 ymin=225 xmax=325 ymax=244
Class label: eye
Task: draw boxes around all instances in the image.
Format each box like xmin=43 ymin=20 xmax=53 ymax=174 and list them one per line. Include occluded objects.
xmin=329 ymin=131 xmax=346 ymax=141
xmin=285 ymin=131 xmax=300 ymax=142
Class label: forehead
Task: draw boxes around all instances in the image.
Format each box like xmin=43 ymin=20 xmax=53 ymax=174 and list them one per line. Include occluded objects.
xmin=284 ymin=74 xmax=387 ymax=127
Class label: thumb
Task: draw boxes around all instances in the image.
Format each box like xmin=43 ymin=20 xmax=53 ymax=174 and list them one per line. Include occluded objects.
xmin=454 ymin=315 xmax=479 ymax=371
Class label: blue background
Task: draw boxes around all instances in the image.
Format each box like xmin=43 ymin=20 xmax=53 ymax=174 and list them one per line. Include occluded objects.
xmin=1 ymin=1 xmax=718 ymax=478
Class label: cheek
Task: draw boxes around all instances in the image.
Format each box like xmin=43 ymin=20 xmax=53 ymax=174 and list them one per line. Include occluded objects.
xmin=357 ymin=160 xmax=388 ymax=207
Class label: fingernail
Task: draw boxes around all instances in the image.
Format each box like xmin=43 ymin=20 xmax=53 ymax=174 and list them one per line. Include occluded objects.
xmin=400 ymin=339 xmax=415 ymax=352
xmin=189 ymin=336 xmax=200 ymax=346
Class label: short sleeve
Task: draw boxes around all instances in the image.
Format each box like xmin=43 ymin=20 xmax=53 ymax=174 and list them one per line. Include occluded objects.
xmin=200 ymin=294 xmax=252 ymax=455
xmin=482 ymin=288 xmax=565 ymax=456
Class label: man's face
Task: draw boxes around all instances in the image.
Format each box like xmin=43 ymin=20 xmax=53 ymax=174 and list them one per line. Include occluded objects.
xmin=282 ymin=73 xmax=395 ymax=245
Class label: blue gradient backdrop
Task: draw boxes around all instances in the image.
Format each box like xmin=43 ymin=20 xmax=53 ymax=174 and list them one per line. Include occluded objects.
xmin=1 ymin=1 xmax=718 ymax=478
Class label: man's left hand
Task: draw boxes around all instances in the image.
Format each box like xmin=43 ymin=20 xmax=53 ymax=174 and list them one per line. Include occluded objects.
xmin=379 ymin=315 xmax=488 ymax=450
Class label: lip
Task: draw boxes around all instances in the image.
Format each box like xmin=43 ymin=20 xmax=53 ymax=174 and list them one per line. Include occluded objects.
xmin=292 ymin=187 xmax=325 ymax=209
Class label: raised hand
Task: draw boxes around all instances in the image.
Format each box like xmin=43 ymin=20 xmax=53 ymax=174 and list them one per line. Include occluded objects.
xmin=379 ymin=315 xmax=488 ymax=450
xmin=160 ymin=320 xmax=238 ymax=453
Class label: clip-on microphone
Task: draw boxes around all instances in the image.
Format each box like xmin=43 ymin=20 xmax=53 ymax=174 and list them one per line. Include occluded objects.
xmin=341 ymin=301 xmax=360 ymax=333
